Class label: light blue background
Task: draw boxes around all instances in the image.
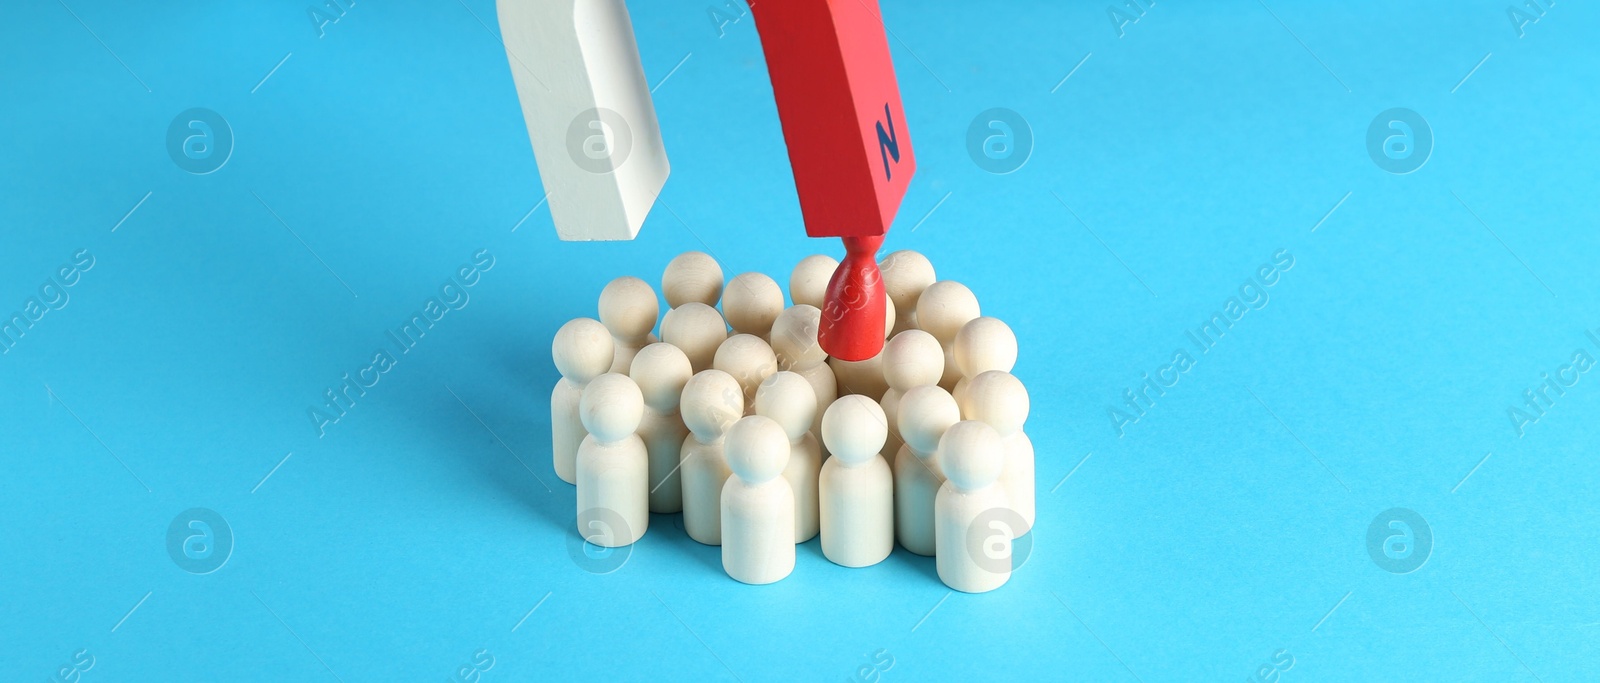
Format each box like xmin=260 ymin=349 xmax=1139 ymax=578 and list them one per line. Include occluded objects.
xmin=3 ymin=0 xmax=1596 ymax=680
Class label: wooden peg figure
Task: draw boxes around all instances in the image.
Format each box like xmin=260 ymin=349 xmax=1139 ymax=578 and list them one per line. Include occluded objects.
xmin=600 ymin=276 xmax=660 ymax=374
xmin=721 ymin=415 xmax=795 ymax=584
xmin=879 ymin=250 xmax=935 ymax=338
xmin=935 ymin=420 xmax=1011 ymax=593
xmin=819 ymin=395 xmax=893 ymax=567
xmin=679 ymin=369 xmax=745 ymax=545
xmin=915 ymin=281 xmax=980 ymax=392
xmin=756 ymin=371 xmax=821 ymax=543
xmin=960 ymin=370 xmax=1034 ymax=537
xmin=630 ymin=342 xmax=693 ymax=514
xmin=770 ymin=304 xmax=837 ymax=455
xmin=952 ymin=317 xmax=1018 ymax=408
xmin=879 ymin=329 xmax=944 ymax=463
xmin=893 ymin=385 xmax=961 ymax=556
xmin=552 ymin=318 xmax=616 ymax=485
xmin=713 ymin=333 xmax=778 ymax=413
xmin=576 ymin=373 xmax=649 ymax=547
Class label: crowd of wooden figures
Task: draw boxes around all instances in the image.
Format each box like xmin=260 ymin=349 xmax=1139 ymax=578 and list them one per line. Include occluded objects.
xmin=551 ymin=251 xmax=1032 ymax=592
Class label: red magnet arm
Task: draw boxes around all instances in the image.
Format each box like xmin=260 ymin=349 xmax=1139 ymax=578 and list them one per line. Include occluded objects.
xmin=749 ymin=0 xmax=916 ymax=361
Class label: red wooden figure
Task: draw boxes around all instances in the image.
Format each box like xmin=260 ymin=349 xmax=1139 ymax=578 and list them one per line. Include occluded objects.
xmin=749 ymin=0 xmax=916 ymax=361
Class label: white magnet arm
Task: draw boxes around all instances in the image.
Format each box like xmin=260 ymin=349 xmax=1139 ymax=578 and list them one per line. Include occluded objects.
xmin=496 ymin=0 xmax=669 ymax=241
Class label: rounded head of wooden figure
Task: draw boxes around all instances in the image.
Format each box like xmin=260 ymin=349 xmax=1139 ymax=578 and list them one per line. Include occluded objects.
xmin=722 ymin=272 xmax=785 ymax=337
xmin=915 ymin=280 xmax=981 ymax=344
xmin=882 ymin=329 xmax=944 ymax=391
xmin=599 ymin=276 xmax=659 ymax=342
xmin=953 ymin=317 xmax=1018 ymax=379
xmin=630 ymin=342 xmax=693 ymax=413
xmin=755 ymin=371 xmax=816 ymax=442
xmin=770 ymin=304 xmax=826 ymax=370
xmin=960 ymin=370 xmax=1030 ymax=437
xmin=938 ymin=420 xmax=1004 ymax=491
xmin=660 ymin=302 xmax=728 ymax=369
xmin=897 ymin=385 xmax=961 ymax=458
xmin=726 ymin=415 xmax=790 ymax=484
xmin=662 ymin=251 xmax=724 ymax=308
xmin=553 ymin=317 xmax=616 ymax=384
xmin=879 ymin=249 xmax=937 ymax=314
xmin=680 ymin=369 xmax=745 ymax=441
xmin=790 ymin=254 xmax=840 ymax=309
xmin=579 ymin=372 xmax=644 ymax=442
xmin=821 ymin=395 xmax=888 ymax=465
xmin=713 ymin=334 xmax=778 ymax=403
